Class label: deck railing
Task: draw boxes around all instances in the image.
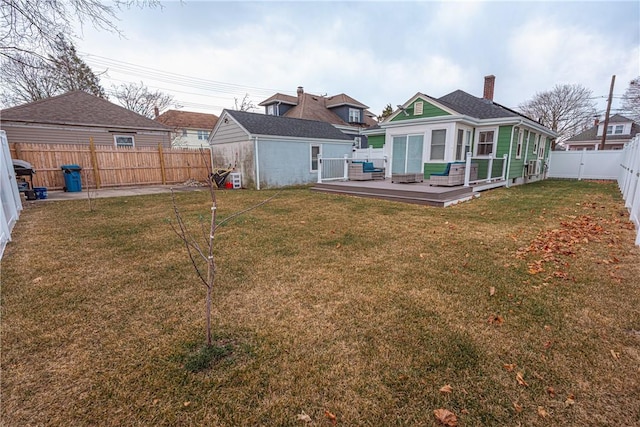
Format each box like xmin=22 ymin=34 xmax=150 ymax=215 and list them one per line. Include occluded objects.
xmin=317 ymin=153 xmax=388 ymax=183
xmin=464 ymin=154 xmax=508 ymax=187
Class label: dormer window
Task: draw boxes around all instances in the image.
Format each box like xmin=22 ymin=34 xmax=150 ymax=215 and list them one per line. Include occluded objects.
xmin=607 ymin=124 xmax=624 ymax=135
xmin=349 ymin=108 xmax=360 ymax=123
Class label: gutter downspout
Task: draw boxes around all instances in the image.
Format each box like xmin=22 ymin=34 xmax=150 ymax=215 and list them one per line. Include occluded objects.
xmin=254 ymin=136 xmax=260 ymax=190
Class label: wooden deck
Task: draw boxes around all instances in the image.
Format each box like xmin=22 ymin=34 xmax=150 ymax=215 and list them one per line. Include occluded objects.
xmin=311 ymin=178 xmax=505 ymax=207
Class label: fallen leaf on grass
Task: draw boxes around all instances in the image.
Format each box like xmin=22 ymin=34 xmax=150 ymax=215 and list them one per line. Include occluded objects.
xmin=183 ymin=401 xmax=191 ymax=407
xmin=324 ymin=410 xmax=337 ymax=425
xmin=488 ymin=315 xmax=504 ymax=325
xmin=513 ymin=402 xmax=523 ymax=413
xmin=433 ymin=408 xmax=458 ymax=426
xmin=537 ymin=406 xmax=549 ymax=418
xmin=296 ymin=411 xmax=312 ymax=422
xmin=32 ymin=277 xmax=43 ymax=284
xmin=439 ymin=384 xmax=453 ymax=394
xmin=610 ymin=349 xmax=620 ymax=360
xmin=516 ymin=372 xmax=528 ymax=387
xmin=489 ymin=286 xmax=496 ymax=296
xmin=565 ymin=393 xmax=576 ymax=406
xmin=335 ymin=243 xmax=341 ymax=249
xmin=152 ymin=399 xmax=159 ymax=405
xmin=547 ymin=386 xmax=556 ymax=397
xmin=503 ymin=363 xmax=516 ymax=372
xmin=544 ymin=340 xmax=553 ymax=349
xmin=420 ymin=253 xmax=425 ymax=258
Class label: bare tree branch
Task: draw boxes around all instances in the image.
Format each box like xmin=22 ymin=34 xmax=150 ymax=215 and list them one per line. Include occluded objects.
xmin=111 ymin=81 xmax=175 ymax=118
xmin=518 ymin=84 xmax=597 ymax=145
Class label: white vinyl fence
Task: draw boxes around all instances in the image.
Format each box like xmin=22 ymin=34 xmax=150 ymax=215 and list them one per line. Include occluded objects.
xmin=0 ymin=130 xmax=23 ymax=259
xmin=548 ymin=149 xmax=621 ymax=180
xmin=618 ymin=134 xmax=640 ymax=246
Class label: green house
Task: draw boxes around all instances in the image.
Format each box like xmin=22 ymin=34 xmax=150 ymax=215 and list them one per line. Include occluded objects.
xmin=362 ymin=76 xmax=558 ymax=186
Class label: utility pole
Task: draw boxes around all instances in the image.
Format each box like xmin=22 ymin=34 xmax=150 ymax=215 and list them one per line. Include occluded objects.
xmin=600 ymin=75 xmax=616 ymax=150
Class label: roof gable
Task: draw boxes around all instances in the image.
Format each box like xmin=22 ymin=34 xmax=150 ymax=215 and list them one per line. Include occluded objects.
xmin=0 ymin=91 xmax=170 ymax=131
xmin=325 ymin=94 xmax=368 ymax=109
xmin=258 ymin=93 xmax=298 ymax=106
xmin=223 ymin=110 xmax=353 ymax=141
xmin=156 ymin=110 xmax=218 ymax=130
xmin=389 ymin=93 xmax=455 ymax=122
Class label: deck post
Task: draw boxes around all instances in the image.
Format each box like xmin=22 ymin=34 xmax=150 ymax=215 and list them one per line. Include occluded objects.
xmin=317 ymin=155 xmax=322 ymax=183
xmin=343 ymin=154 xmax=349 ymax=181
xmin=464 ymin=153 xmax=472 ymax=187
xmin=486 ymin=157 xmax=494 ymax=183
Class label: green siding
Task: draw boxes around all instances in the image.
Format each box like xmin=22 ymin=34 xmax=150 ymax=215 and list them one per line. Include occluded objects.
xmin=368 ymin=134 xmax=385 ymax=148
xmin=390 ymin=98 xmax=451 ymax=122
xmin=424 ymin=163 xmax=447 ymax=179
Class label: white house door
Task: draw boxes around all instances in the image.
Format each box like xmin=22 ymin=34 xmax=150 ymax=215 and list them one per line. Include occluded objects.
xmin=392 ymin=135 xmax=424 ymax=174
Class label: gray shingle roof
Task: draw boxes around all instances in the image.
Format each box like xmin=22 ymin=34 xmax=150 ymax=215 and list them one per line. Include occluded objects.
xmin=0 ymin=91 xmax=170 ymax=131
xmin=437 ymin=90 xmax=522 ymax=120
xmin=225 ymin=110 xmax=353 ymax=141
xmin=565 ymin=116 xmax=640 ymax=142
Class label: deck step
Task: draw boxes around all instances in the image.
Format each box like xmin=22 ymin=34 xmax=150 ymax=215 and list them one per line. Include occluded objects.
xmin=311 ymin=183 xmax=478 ymax=207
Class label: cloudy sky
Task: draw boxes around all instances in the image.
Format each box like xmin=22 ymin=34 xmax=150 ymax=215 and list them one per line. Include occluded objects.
xmin=75 ymin=0 xmax=639 ymax=118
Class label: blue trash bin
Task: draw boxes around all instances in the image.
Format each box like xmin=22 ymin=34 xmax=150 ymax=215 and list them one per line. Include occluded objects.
xmin=61 ymin=164 xmax=82 ymax=192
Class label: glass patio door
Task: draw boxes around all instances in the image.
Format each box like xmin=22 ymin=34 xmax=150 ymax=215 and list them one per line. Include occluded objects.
xmin=392 ymin=135 xmax=424 ymax=174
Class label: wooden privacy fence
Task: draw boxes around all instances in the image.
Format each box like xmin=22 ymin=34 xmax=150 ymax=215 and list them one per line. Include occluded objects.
xmin=9 ymin=141 xmax=211 ymax=190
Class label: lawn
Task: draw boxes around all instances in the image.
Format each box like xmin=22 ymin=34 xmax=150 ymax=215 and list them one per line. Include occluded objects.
xmin=2 ymin=180 xmax=639 ymax=426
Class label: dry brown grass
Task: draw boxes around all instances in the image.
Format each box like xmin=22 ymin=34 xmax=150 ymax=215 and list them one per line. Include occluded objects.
xmin=2 ymin=180 xmax=639 ymax=426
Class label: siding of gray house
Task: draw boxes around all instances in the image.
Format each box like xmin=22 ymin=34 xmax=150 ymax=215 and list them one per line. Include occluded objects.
xmin=257 ymin=139 xmax=351 ymax=188
xmin=1 ymin=122 xmax=170 ymax=147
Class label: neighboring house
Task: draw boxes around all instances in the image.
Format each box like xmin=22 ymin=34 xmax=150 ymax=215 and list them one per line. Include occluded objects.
xmin=209 ymin=109 xmax=353 ymax=189
xmin=156 ymin=109 xmax=219 ymax=149
xmin=362 ymin=75 xmax=558 ymax=185
xmin=563 ymin=114 xmax=639 ymax=151
xmin=258 ymin=86 xmax=377 ymax=147
xmin=0 ymin=91 xmax=171 ymax=148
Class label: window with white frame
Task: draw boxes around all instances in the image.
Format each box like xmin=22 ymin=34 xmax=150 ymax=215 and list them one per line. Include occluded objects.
xmin=607 ymin=124 xmax=624 ymax=134
xmin=349 ymin=108 xmax=361 ymax=123
xmin=353 ymin=137 xmax=362 ymax=149
xmin=455 ymin=129 xmax=471 ymax=161
xmin=310 ymin=145 xmax=321 ymax=172
xmin=114 ymin=135 xmax=134 ymax=148
xmin=476 ymin=130 xmax=495 ymax=156
xmin=514 ymin=127 xmax=523 ymax=159
xmin=531 ymin=132 xmax=538 ymax=153
xmin=267 ymin=104 xmax=275 ymax=115
xmin=538 ymin=137 xmax=546 ymax=159
xmin=414 ymin=101 xmax=424 ymax=116
xmin=430 ymin=129 xmax=446 ymax=161
xmin=197 ymin=130 xmax=209 ymax=140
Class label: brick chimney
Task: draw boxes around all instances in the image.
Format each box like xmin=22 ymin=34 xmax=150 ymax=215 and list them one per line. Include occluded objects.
xmin=297 ymin=86 xmax=304 ymax=98
xmin=483 ymin=75 xmax=495 ymax=101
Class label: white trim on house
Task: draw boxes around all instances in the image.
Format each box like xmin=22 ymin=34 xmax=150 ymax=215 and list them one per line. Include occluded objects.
xmin=474 ymin=126 xmax=499 ymax=157
xmin=113 ymin=134 xmax=135 ymax=147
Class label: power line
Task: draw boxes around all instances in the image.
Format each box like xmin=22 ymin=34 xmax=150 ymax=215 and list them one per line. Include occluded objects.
xmin=82 ymin=53 xmax=295 ymax=98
